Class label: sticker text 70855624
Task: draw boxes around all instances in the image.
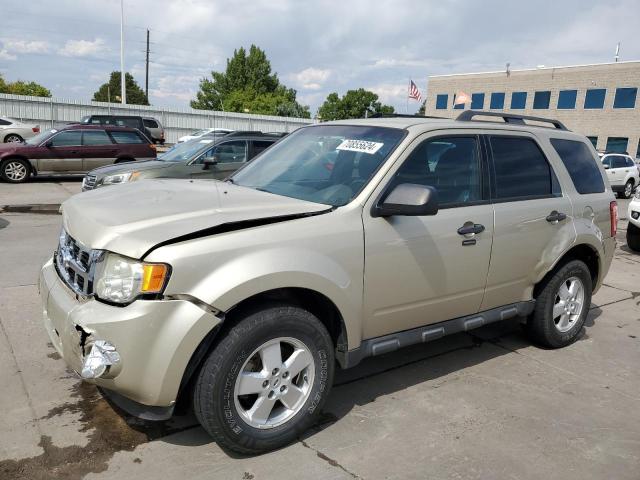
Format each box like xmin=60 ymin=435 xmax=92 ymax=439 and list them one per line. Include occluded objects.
xmin=336 ymin=139 xmax=384 ymax=155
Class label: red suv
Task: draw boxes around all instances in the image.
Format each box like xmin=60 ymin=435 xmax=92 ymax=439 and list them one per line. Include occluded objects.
xmin=0 ymin=125 xmax=157 ymax=183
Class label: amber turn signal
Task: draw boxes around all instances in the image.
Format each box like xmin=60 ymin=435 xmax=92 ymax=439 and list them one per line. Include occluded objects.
xmin=141 ymin=264 xmax=168 ymax=293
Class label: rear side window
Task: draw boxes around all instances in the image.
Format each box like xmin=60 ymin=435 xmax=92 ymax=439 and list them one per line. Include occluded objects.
xmin=143 ymin=119 xmax=159 ymax=128
xmin=109 ymin=131 xmax=145 ymax=144
xmin=82 ymin=130 xmax=112 ymax=146
xmin=252 ymin=140 xmax=274 ymax=157
xmin=612 ymin=156 xmax=627 ymax=169
xmin=550 ymin=139 xmax=605 ymax=194
xmin=490 ymin=136 xmax=555 ymax=199
xmin=116 ymin=118 xmax=142 ymax=129
xmin=0 ymin=118 xmax=12 ymax=126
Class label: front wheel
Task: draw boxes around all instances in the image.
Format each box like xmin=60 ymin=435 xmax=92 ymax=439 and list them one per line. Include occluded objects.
xmin=627 ymin=222 xmax=640 ymax=252
xmin=526 ymin=260 xmax=592 ymax=348
xmin=0 ymin=158 xmax=31 ymax=183
xmin=193 ymin=304 xmax=334 ymax=454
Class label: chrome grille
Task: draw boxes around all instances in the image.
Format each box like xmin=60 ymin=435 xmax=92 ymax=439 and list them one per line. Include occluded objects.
xmin=82 ymin=174 xmax=97 ymax=191
xmin=55 ymin=230 xmax=98 ymax=297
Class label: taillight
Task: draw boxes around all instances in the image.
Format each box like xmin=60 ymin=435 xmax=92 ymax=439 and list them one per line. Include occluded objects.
xmin=32 ymin=126 xmax=40 ymax=133
xmin=610 ymin=201 xmax=618 ymax=237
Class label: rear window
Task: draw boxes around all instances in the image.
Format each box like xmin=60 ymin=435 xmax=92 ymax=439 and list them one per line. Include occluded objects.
xmin=109 ymin=131 xmax=145 ymax=144
xmin=550 ymin=139 xmax=605 ymax=194
xmin=143 ymin=119 xmax=159 ymax=128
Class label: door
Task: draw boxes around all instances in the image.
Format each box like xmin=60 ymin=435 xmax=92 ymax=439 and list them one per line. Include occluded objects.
xmin=81 ymin=130 xmax=118 ymax=170
xmin=190 ymin=140 xmax=248 ymax=179
xmin=363 ymin=134 xmax=494 ymax=339
xmin=480 ymin=134 xmax=574 ymax=310
xmin=38 ymin=130 xmax=83 ymax=172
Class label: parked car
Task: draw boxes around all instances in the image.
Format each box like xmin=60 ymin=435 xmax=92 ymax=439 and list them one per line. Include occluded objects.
xmin=601 ymin=153 xmax=640 ymax=198
xmin=628 ymin=189 xmax=640 ymax=251
xmin=0 ymin=116 xmax=40 ymax=143
xmin=177 ymin=128 xmax=233 ymax=143
xmin=82 ymin=131 xmax=282 ymax=190
xmin=80 ymin=115 xmax=154 ymax=143
xmin=142 ymin=117 xmax=165 ymax=145
xmin=0 ymin=125 xmax=156 ymax=183
xmin=40 ymin=111 xmax=616 ymax=454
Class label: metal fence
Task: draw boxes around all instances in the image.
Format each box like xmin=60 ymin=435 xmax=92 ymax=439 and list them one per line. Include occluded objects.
xmin=0 ymin=93 xmax=314 ymax=143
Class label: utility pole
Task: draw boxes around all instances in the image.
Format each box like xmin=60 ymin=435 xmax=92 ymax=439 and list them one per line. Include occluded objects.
xmin=120 ymin=0 xmax=126 ymax=104
xmin=145 ymin=29 xmax=150 ymax=102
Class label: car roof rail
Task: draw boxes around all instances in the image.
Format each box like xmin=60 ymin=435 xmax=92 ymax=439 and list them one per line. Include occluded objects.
xmin=368 ymin=113 xmax=446 ymax=119
xmin=456 ymin=110 xmax=568 ymax=130
xmin=224 ymin=130 xmax=264 ymax=137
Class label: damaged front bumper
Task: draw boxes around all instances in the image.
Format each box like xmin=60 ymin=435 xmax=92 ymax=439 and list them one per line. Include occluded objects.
xmin=39 ymin=257 xmax=221 ymax=416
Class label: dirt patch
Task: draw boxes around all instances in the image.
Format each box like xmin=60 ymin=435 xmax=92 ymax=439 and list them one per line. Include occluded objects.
xmin=0 ymin=381 xmax=184 ymax=480
xmin=1 ymin=204 xmax=61 ymax=215
xmin=46 ymin=352 xmax=62 ymax=360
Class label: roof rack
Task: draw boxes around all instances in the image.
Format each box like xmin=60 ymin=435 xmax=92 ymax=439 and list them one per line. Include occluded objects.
xmin=369 ymin=113 xmax=446 ymax=119
xmin=224 ymin=130 xmax=264 ymax=137
xmin=455 ymin=110 xmax=568 ymax=130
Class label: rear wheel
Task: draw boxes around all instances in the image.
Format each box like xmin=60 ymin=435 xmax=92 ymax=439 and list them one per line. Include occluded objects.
xmin=193 ymin=304 xmax=334 ymax=454
xmin=627 ymin=222 xmax=640 ymax=252
xmin=526 ymin=260 xmax=592 ymax=348
xmin=622 ymin=180 xmax=634 ymax=199
xmin=4 ymin=134 xmax=23 ymax=143
xmin=0 ymin=158 xmax=31 ymax=183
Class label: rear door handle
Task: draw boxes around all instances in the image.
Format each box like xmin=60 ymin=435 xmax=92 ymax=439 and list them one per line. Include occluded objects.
xmin=457 ymin=223 xmax=485 ymax=236
xmin=546 ymin=210 xmax=567 ymax=224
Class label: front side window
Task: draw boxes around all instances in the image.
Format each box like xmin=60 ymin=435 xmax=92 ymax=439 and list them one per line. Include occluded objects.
xmin=82 ymin=130 xmax=112 ymax=146
xmin=50 ymin=131 xmax=82 ymax=147
xmin=490 ymin=92 xmax=505 ymax=109
xmin=606 ymin=137 xmax=628 ymax=154
xmin=533 ymin=91 xmax=551 ymax=109
xmin=557 ymin=90 xmax=577 ymax=109
xmin=550 ymin=139 xmax=604 ymax=194
xmin=392 ymin=136 xmax=482 ymax=206
xmin=231 ymin=125 xmax=406 ymax=207
xmin=109 ymin=131 xmax=145 ymax=144
xmin=612 ymin=156 xmax=627 ymax=169
xmin=584 ymin=89 xmax=606 ymax=109
xmin=471 ymin=93 xmax=485 ymax=110
xmin=490 ymin=136 xmax=554 ymax=200
xmin=511 ymin=92 xmax=527 ymax=109
xmin=435 ymin=94 xmax=448 ymax=110
xmin=252 ymin=140 xmax=275 ymax=157
xmin=613 ymin=87 xmax=637 ymax=109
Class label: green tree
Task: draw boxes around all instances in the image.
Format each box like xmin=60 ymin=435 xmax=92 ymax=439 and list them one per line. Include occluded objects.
xmin=93 ymin=72 xmax=148 ymax=105
xmin=317 ymin=88 xmax=394 ymax=121
xmin=416 ymin=100 xmax=426 ymax=116
xmin=0 ymin=74 xmax=51 ymax=97
xmin=191 ymin=45 xmax=310 ymax=118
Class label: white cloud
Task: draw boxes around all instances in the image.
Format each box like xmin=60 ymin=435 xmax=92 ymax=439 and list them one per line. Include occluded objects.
xmin=0 ymin=50 xmax=17 ymax=61
xmin=1 ymin=39 xmax=49 ymax=54
xmin=149 ymin=75 xmax=198 ymax=103
xmin=289 ymin=67 xmax=332 ymax=90
xmin=58 ymin=38 xmax=107 ymax=57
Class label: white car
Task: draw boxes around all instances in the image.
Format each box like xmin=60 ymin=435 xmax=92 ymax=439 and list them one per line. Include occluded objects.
xmin=601 ymin=153 xmax=640 ymax=199
xmin=628 ymin=190 xmax=640 ymax=251
xmin=177 ymin=128 xmax=232 ymax=143
xmin=0 ymin=116 xmax=40 ymax=143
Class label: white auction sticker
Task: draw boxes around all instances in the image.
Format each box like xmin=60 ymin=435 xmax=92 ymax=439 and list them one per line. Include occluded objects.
xmin=336 ymin=139 xmax=384 ymax=155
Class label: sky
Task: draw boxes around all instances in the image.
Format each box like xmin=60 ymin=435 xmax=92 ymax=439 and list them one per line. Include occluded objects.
xmin=1 ymin=0 xmax=639 ymax=116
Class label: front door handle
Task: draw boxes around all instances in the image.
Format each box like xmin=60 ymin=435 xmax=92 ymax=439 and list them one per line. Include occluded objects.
xmin=546 ymin=210 xmax=567 ymax=224
xmin=457 ymin=223 xmax=485 ymax=236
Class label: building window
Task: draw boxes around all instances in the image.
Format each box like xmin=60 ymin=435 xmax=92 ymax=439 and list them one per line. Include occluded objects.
xmin=471 ymin=93 xmax=485 ymax=109
xmin=511 ymin=91 xmax=527 ymax=109
xmin=586 ymin=136 xmax=598 ymax=149
xmin=584 ymin=88 xmax=606 ymax=109
xmin=557 ymin=90 xmax=577 ymax=109
xmin=453 ymin=94 xmax=465 ymax=109
xmin=490 ymin=92 xmax=505 ymax=109
xmin=533 ymin=91 xmax=551 ymax=109
xmin=613 ymin=87 xmax=637 ymax=109
xmin=435 ymin=94 xmax=448 ymax=110
xmin=606 ymin=137 xmax=628 ymax=154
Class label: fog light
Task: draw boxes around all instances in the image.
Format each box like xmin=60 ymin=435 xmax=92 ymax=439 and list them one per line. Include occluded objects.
xmin=81 ymin=340 xmax=120 ymax=379
xmin=632 ymin=211 xmax=639 ymax=220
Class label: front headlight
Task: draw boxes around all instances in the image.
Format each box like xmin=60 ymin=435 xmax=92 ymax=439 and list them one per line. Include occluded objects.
xmin=634 ymin=188 xmax=640 ymax=200
xmin=102 ymin=171 xmax=141 ymax=186
xmin=94 ymin=252 xmax=169 ymax=304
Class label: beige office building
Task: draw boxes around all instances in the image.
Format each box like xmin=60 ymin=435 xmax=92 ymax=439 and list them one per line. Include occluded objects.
xmin=423 ymin=61 xmax=640 ymax=156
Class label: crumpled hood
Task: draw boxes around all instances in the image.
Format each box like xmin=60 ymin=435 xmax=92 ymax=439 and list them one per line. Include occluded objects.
xmin=62 ymin=179 xmax=331 ymax=259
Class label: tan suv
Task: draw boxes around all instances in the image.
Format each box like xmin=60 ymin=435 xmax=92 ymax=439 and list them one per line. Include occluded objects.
xmin=39 ymin=111 xmax=617 ymax=454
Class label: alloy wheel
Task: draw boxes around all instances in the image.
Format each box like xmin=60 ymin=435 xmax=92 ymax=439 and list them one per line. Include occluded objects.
xmin=4 ymin=161 xmax=28 ymax=181
xmin=552 ymin=276 xmax=585 ymax=332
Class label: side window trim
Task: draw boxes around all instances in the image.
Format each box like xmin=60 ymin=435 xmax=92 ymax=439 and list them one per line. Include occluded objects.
xmin=485 ymin=133 xmax=562 ymax=203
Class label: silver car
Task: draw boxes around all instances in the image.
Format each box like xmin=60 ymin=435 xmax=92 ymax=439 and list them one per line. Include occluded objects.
xmin=0 ymin=116 xmax=40 ymax=143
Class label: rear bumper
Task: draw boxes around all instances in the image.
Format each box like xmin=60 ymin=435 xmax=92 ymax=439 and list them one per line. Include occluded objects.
xmin=39 ymin=257 xmax=221 ymax=409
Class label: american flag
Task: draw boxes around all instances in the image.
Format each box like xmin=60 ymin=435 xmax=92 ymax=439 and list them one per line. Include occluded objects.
xmin=408 ymin=80 xmax=422 ymax=102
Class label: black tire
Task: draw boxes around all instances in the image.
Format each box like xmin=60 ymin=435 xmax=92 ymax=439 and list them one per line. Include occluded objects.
xmin=0 ymin=158 xmax=31 ymax=183
xmin=526 ymin=260 xmax=592 ymax=348
xmin=627 ymin=222 xmax=640 ymax=252
xmin=4 ymin=133 xmax=23 ymax=143
xmin=193 ymin=304 xmax=334 ymax=454
xmin=621 ymin=180 xmax=634 ymax=199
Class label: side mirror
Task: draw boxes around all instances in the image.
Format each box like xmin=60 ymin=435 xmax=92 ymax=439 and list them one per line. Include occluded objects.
xmin=373 ymin=183 xmax=439 ymax=218
xmin=44 ymin=140 xmax=53 ymax=148
xmin=603 ymin=164 xmax=610 ymax=170
xmin=202 ymin=155 xmax=219 ymax=170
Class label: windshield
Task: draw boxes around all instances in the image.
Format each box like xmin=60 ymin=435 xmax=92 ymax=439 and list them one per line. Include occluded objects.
xmin=231 ymin=125 xmax=405 ymax=207
xmin=158 ymin=137 xmax=217 ymax=162
xmin=25 ymin=129 xmax=58 ymax=145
